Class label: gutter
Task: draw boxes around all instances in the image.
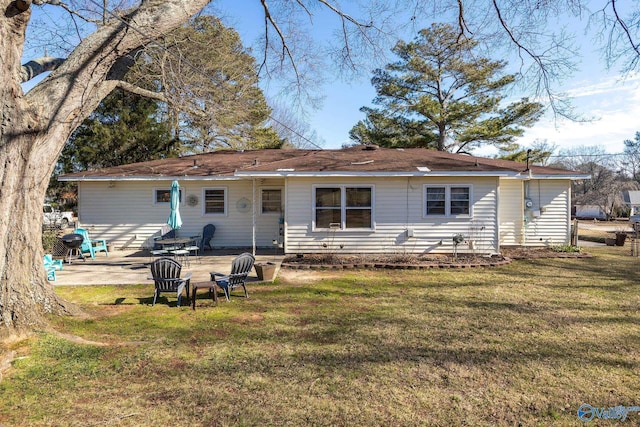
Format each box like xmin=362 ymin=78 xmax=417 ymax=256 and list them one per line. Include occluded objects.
xmin=58 ymin=175 xmax=243 ymax=182
xmin=59 ymin=171 xmax=591 ymax=182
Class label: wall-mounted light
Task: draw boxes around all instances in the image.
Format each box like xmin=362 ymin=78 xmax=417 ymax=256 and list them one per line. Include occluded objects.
xmin=108 ymin=181 xmax=116 ymax=188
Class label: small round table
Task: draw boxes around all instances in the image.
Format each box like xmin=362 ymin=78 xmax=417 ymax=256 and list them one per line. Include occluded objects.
xmin=191 ymin=281 xmax=219 ymax=310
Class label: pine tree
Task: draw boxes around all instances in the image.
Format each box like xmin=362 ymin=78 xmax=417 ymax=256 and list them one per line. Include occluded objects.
xmin=350 ymin=24 xmax=544 ymax=153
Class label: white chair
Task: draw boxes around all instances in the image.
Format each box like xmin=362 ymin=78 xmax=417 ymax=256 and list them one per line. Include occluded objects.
xmin=184 ymin=235 xmax=201 ymax=264
xmin=170 ymin=248 xmax=190 ymax=267
xmin=143 ymin=236 xmax=168 ymax=262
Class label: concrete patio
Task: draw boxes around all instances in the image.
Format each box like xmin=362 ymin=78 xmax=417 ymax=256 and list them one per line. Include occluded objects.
xmin=51 ymin=248 xmax=284 ymax=286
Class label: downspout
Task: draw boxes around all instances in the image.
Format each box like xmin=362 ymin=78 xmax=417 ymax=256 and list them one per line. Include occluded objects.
xmin=523 ymin=149 xmax=531 ymax=246
xmin=523 ymin=178 xmax=532 ymax=246
xmin=252 ymin=179 xmax=256 ymax=256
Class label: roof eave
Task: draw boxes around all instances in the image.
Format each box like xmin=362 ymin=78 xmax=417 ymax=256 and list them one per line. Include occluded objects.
xmin=234 ymin=171 xmax=516 ymax=177
xmin=58 ymin=175 xmax=242 ymax=182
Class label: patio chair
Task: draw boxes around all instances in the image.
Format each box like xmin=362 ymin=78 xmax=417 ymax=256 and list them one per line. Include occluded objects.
xmin=184 ymin=235 xmax=201 ymax=264
xmin=210 ymin=252 xmax=255 ymax=301
xmin=44 ymin=254 xmax=63 ymax=271
xmin=142 ymin=236 xmax=168 ymax=261
xmin=43 ymin=254 xmax=62 ymax=281
xmin=149 ymin=257 xmax=192 ymax=307
xmin=74 ymin=228 xmax=108 ymax=259
xmin=153 ymin=228 xmax=176 ymax=250
xmin=201 ymin=224 xmax=216 ymax=251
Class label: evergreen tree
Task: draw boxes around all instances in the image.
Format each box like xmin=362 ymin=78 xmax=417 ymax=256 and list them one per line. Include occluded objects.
xmin=350 ymin=24 xmax=544 ymax=153
xmin=128 ymin=15 xmax=281 ymax=151
xmin=58 ymin=88 xmax=176 ymax=172
xmin=498 ymin=140 xmax=557 ymax=166
xmin=48 ymin=89 xmax=176 ymax=204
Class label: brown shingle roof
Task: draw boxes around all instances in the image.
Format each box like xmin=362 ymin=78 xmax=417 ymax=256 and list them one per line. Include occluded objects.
xmin=59 ymin=146 xmax=582 ymax=180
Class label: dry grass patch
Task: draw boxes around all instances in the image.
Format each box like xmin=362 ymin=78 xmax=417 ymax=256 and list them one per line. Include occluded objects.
xmin=0 ymin=246 xmax=639 ymax=426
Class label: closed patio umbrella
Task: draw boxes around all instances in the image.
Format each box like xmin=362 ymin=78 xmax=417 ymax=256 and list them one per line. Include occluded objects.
xmin=167 ymin=180 xmax=182 ymax=230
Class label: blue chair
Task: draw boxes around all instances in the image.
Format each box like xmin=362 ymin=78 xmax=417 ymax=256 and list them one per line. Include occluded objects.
xmin=74 ymin=228 xmax=108 ymax=259
xmin=201 ymin=224 xmax=215 ymax=251
xmin=44 ymin=254 xmax=63 ymax=271
xmin=43 ymin=254 xmax=62 ymax=281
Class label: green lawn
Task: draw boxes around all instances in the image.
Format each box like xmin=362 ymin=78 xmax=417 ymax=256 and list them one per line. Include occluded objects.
xmin=1 ymin=245 xmax=639 ymax=426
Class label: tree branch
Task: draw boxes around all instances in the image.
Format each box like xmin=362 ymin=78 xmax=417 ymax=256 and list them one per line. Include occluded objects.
xmin=610 ymin=0 xmax=640 ymax=59
xmin=14 ymin=0 xmax=32 ymax=12
xmin=24 ymin=0 xmax=211 ymax=133
xmin=259 ymin=0 xmax=300 ymax=80
xmin=21 ymin=56 xmax=65 ymax=82
xmin=114 ymin=81 xmax=167 ymax=102
xmin=456 ymin=0 xmax=470 ymax=42
xmin=491 ymin=0 xmax=569 ymax=119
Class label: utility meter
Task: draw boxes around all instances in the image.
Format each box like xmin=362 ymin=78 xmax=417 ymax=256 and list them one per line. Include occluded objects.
xmin=524 ymin=198 xmax=533 ymax=210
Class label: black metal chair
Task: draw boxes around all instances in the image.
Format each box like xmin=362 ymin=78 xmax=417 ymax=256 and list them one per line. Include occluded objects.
xmin=153 ymin=229 xmax=176 ymax=250
xmin=150 ymin=257 xmax=191 ymax=306
xmin=210 ymin=252 xmax=255 ymax=301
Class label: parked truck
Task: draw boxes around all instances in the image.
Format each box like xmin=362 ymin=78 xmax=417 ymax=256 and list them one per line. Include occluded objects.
xmin=43 ymin=204 xmax=75 ymax=229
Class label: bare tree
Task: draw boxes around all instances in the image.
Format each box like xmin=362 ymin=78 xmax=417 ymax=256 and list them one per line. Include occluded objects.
xmin=266 ymin=100 xmax=325 ymax=148
xmin=1 ymin=0 xmax=211 ymax=334
xmin=0 ymin=0 xmax=394 ymax=335
xmin=4 ymin=0 xmax=640 ymax=336
xmin=553 ymin=145 xmax=631 ymax=218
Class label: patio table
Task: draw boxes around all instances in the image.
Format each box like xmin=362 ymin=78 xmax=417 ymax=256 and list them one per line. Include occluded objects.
xmin=191 ymin=281 xmax=219 ymax=310
xmin=155 ymin=237 xmax=193 ymax=248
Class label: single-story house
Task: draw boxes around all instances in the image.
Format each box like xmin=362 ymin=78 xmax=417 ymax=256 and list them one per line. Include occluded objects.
xmin=573 ymin=204 xmax=607 ymax=220
xmin=623 ymin=190 xmax=640 ymax=216
xmin=59 ymin=146 xmax=589 ymax=255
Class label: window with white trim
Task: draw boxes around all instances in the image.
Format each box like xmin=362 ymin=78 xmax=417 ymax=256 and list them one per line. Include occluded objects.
xmin=424 ymin=185 xmax=471 ymax=217
xmin=261 ymin=188 xmax=282 ymax=214
xmin=314 ymin=186 xmax=373 ymax=230
xmin=203 ymin=188 xmax=227 ymax=215
xmin=154 ymin=188 xmax=183 ymax=204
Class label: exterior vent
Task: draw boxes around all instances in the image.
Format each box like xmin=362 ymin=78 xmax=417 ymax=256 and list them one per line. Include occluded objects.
xmin=363 ymin=144 xmax=379 ymax=151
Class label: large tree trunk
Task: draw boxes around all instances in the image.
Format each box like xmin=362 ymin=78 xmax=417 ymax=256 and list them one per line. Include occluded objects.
xmin=0 ymin=0 xmax=210 ymax=336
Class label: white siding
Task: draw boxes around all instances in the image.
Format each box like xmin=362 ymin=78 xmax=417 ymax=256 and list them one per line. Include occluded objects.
xmin=77 ymin=175 xmax=571 ymax=253
xmin=498 ymin=179 xmax=524 ymax=245
xmin=522 ymin=179 xmax=571 ymax=246
xmin=284 ymin=176 xmax=499 ymax=255
xmin=77 ymin=180 xmax=283 ymax=249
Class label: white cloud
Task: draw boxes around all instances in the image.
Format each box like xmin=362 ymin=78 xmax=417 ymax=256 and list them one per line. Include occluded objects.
xmin=517 ymin=74 xmax=640 ymax=153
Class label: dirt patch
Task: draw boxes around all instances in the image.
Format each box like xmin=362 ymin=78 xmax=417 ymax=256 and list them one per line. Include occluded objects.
xmin=500 ymin=247 xmax=591 ymax=259
xmin=231 ymin=313 xmax=265 ymax=324
xmin=281 ymin=248 xmax=590 ymax=271
xmin=277 ymin=269 xmax=344 ymax=282
xmin=282 ymin=253 xmax=510 ymax=270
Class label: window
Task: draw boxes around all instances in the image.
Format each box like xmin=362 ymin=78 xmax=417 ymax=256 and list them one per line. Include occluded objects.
xmin=261 ymin=189 xmax=282 ymax=214
xmin=425 ymin=186 xmax=446 ymax=215
xmin=154 ymin=188 xmax=182 ymax=204
xmin=314 ymin=186 xmax=373 ymax=230
xmin=424 ymin=185 xmax=471 ymax=217
xmin=203 ymin=188 xmax=226 ymax=215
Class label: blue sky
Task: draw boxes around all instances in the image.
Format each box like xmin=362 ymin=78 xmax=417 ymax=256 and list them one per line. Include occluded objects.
xmin=23 ymin=2 xmax=640 ymax=157
xmin=213 ymin=1 xmax=639 ymax=156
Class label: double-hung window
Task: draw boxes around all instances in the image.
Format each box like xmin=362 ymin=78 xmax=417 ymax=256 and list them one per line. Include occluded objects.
xmin=314 ymin=186 xmax=373 ymax=230
xmin=154 ymin=188 xmax=182 ymax=204
xmin=424 ymin=185 xmax=471 ymax=217
xmin=203 ymin=188 xmax=227 ymax=215
xmin=261 ymin=188 xmax=282 ymax=214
